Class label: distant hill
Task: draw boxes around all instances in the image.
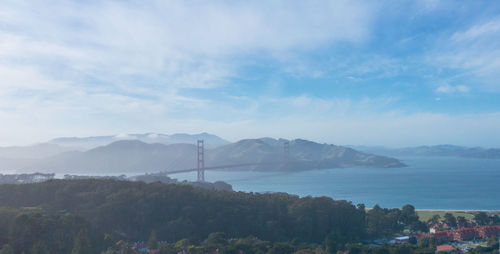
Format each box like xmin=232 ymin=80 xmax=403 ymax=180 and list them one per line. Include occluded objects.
xmin=48 ymin=132 xmax=230 ymax=149
xmin=351 ymin=144 xmax=500 ymax=159
xmin=209 ymin=138 xmax=406 ymax=171
xmin=24 ymin=140 xmax=198 ymax=173
xmin=1 ymin=138 xmax=405 ymax=173
xmin=0 ymin=143 xmax=83 ymax=159
xmin=0 ymin=132 xmax=228 ymax=163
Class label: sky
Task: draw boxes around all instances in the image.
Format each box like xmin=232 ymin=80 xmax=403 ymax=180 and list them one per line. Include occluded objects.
xmin=1 ymin=0 xmax=500 ymax=147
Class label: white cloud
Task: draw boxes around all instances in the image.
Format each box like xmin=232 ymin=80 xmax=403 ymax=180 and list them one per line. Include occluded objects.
xmin=0 ymin=0 xmax=379 ymax=145
xmin=115 ymin=133 xmax=134 ymax=139
xmin=1 ymin=1 xmax=499 ymax=149
xmin=436 ymin=84 xmax=469 ymax=94
xmin=0 ymin=0 xmax=375 ymax=90
xmin=0 ymin=65 xmax=68 ymax=93
xmin=430 ymin=16 xmax=500 ymax=91
xmin=451 ymin=17 xmax=500 ymax=42
xmin=147 ymin=133 xmax=159 ymax=139
xmin=0 ymin=0 xmax=381 ymax=145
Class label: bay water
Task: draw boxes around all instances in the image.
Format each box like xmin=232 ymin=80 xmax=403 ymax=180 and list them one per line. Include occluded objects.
xmin=173 ymin=156 xmax=500 ymax=210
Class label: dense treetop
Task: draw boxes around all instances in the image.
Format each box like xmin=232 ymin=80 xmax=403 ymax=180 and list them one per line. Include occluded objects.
xmin=0 ymin=179 xmax=429 ymax=253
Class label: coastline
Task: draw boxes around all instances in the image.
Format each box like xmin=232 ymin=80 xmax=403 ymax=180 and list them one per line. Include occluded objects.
xmin=416 ymin=209 xmax=500 ymax=212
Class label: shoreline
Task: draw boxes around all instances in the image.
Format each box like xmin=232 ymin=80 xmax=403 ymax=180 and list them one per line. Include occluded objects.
xmin=416 ymin=209 xmax=500 ymax=212
xmin=365 ymin=208 xmax=500 ymax=213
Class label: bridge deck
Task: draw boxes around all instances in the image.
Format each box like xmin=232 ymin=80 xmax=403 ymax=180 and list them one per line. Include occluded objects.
xmin=166 ymin=162 xmax=281 ymax=174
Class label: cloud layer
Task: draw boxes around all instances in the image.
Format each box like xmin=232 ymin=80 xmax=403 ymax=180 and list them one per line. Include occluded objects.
xmin=0 ymin=1 xmax=499 ymax=147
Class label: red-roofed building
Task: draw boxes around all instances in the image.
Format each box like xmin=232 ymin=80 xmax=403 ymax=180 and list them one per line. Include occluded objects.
xmin=418 ymin=231 xmax=451 ymax=242
xmin=452 ymin=228 xmax=478 ymax=241
xmin=420 ymin=224 xmax=500 ymax=243
xmin=434 ymin=231 xmax=452 ymax=241
xmin=435 ymin=244 xmax=455 ymax=253
xmin=478 ymin=225 xmax=500 ymax=238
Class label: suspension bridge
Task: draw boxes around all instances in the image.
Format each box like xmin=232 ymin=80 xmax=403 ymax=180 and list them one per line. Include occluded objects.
xmin=165 ymin=140 xmax=290 ymax=182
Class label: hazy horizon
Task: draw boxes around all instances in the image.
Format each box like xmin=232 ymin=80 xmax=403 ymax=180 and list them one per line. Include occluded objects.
xmin=0 ymin=131 xmax=498 ymax=149
xmin=1 ymin=1 xmax=500 ymax=147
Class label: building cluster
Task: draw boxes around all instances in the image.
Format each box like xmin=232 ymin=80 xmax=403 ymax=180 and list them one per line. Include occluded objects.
xmin=63 ymin=174 xmax=127 ymax=180
xmin=128 ymin=241 xmax=168 ymax=254
xmin=0 ymin=173 xmax=54 ymax=184
xmin=419 ymin=225 xmax=500 ymax=241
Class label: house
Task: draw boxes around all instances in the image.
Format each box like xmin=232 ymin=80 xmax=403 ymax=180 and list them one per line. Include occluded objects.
xmin=435 ymin=244 xmax=455 ymax=253
xmin=452 ymin=228 xmax=478 ymax=241
xmin=478 ymin=225 xmax=500 ymax=238
xmin=429 ymin=226 xmax=438 ymax=234
xmin=394 ymin=236 xmax=409 ymax=244
xmin=434 ymin=231 xmax=451 ymax=241
xmin=419 ymin=225 xmax=500 ymax=243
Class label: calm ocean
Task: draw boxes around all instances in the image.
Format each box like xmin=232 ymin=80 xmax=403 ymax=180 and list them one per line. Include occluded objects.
xmin=173 ymin=156 xmax=500 ymax=210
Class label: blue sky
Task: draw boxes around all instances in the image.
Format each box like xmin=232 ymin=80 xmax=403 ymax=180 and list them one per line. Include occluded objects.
xmin=1 ymin=0 xmax=500 ymax=147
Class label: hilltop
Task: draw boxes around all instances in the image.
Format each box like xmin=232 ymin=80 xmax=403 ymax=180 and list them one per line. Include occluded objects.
xmin=208 ymin=138 xmax=405 ymax=171
xmin=48 ymin=132 xmax=230 ymax=150
xmin=0 ymin=137 xmax=405 ymax=173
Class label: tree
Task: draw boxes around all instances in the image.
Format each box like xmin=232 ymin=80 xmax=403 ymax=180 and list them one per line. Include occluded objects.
xmin=427 ymin=214 xmax=441 ymax=225
xmin=474 ymin=212 xmax=490 ymax=226
xmin=71 ymin=229 xmax=91 ymax=254
xmin=100 ymin=249 xmax=114 ymax=254
xmin=103 ymin=234 xmax=113 ymax=251
xmin=409 ymin=237 xmax=417 ymax=245
xmin=158 ymin=244 xmax=177 ymax=254
xmin=411 ymin=220 xmax=428 ymax=233
xmin=268 ymin=242 xmax=295 ymax=254
xmin=147 ymin=230 xmax=158 ymax=250
xmin=324 ymin=232 xmax=343 ymax=254
xmin=490 ymin=214 xmax=500 ymax=225
xmin=293 ymin=248 xmax=327 ymax=254
xmin=344 ymin=243 xmax=363 ymax=254
xmin=31 ymin=242 xmax=49 ymax=254
xmin=206 ymin=232 xmax=227 ymax=249
xmin=366 ymin=205 xmax=401 ymax=237
xmin=443 ymin=213 xmax=457 ymax=228
xmin=400 ymin=204 xmax=419 ymax=225
xmin=456 ymin=216 xmax=467 ymax=227
xmin=0 ymin=245 xmax=14 ymax=254
xmin=374 ymin=246 xmax=390 ymax=254
xmin=115 ymin=240 xmax=133 ymax=254
xmin=487 ymin=236 xmax=498 ymax=247
xmin=174 ymin=239 xmax=190 ymax=252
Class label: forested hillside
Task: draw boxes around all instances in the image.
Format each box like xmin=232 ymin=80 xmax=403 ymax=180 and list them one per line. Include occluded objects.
xmin=0 ymin=180 xmax=428 ymax=253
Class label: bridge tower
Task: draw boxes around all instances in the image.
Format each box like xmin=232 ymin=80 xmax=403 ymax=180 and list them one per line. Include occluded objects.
xmin=197 ymin=140 xmax=205 ymax=182
xmin=283 ymin=141 xmax=289 ymax=166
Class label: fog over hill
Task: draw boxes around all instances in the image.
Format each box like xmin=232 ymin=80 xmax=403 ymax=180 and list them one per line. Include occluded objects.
xmin=48 ymin=132 xmax=230 ymax=150
xmin=0 ymin=143 xmax=82 ymax=159
xmin=0 ymin=132 xmax=229 ymax=161
xmin=0 ymin=137 xmax=405 ymax=174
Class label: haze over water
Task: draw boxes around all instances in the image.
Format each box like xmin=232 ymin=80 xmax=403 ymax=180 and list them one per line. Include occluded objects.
xmin=174 ymin=156 xmax=500 ymax=210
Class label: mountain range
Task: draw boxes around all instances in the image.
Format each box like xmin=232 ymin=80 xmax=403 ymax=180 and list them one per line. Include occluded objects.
xmin=208 ymin=138 xmax=405 ymax=171
xmin=48 ymin=132 xmax=230 ymax=149
xmin=0 ymin=134 xmax=405 ymax=174
xmin=351 ymin=144 xmax=500 ymax=159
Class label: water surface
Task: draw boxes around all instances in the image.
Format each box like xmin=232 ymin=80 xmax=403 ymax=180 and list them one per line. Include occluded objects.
xmin=173 ymin=156 xmax=500 ymax=210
